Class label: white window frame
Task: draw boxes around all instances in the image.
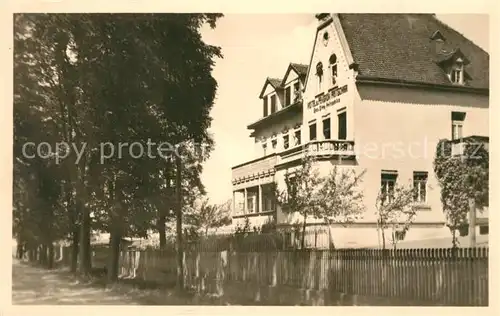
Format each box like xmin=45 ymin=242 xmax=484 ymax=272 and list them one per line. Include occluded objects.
xmin=271 ymin=136 xmax=277 ymax=151
xmin=452 ymin=120 xmax=463 ymax=140
xmin=381 ymin=171 xmax=397 ymax=204
xmin=413 ymin=171 xmax=428 ymax=204
xmin=293 ymin=127 xmax=301 ymax=146
xmin=283 ymin=133 xmax=290 ymax=150
xmin=322 ymin=115 xmax=331 ymax=140
xmin=309 ymin=120 xmax=317 ymax=141
xmin=450 ymin=63 xmax=464 ymax=85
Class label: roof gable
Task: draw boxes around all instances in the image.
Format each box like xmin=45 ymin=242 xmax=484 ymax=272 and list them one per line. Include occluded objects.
xmin=337 ymin=14 xmax=489 ymax=89
xmin=281 ymin=63 xmax=309 ymax=86
xmin=259 ymin=77 xmax=283 ymax=98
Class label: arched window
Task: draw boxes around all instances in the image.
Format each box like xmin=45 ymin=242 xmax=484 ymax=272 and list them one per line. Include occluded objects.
xmin=329 ymin=53 xmax=338 ymax=85
xmin=316 ymin=62 xmax=323 ymax=92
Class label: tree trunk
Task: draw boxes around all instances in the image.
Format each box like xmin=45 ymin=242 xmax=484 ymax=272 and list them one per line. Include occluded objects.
xmin=108 ymin=229 xmax=122 ymax=282
xmin=16 ymin=242 xmax=23 ymax=259
xmin=175 ymin=155 xmax=184 ymax=291
xmin=70 ymin=229 xmax=79 ymax=273
xmin=301 ymin=213 xmax=307 ymax=249
xmin=158 ymin=215 xmax=166 ymax=249
xmin=39 ymin=244 xmax=48 ymax=265
xmin=47 ymin=243 xmax=55 ymax=269
xmin=78 ymin=199 xmax=92 ymax=276
xmin=381 ymin=228 xmax=386 ymax=250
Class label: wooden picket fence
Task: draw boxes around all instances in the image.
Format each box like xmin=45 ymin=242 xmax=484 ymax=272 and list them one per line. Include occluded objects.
xmin=101 ymin=246 xmax=487 ymax=306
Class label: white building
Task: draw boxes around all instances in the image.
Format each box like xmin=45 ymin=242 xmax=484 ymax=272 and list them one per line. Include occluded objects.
xmin=231 ymin=14 xmax=489 ymax=248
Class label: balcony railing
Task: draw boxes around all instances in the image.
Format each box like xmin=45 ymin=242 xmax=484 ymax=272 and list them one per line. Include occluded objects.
xmin=307 ymin=140 xmax=355 ymax=157
xmin=232 ymin=154 xmax=278 ymax=184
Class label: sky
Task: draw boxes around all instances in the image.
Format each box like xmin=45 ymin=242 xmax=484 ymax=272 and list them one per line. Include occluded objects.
xmin=198 ymin=14 xmax=490 ymax=204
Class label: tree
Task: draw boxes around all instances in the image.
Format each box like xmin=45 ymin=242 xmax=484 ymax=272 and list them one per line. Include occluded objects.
xmin=275 ymin=155 xmax=323 ymax=249
xmin=375 ymin=182 xmax=417 ymax=250
xmin=433 ymin=139 xmax=489 ymax=248
xmin=187 ymin=198 xmax=232 ymax=236
xmin=13 ymin=13 xmax=223 ymax=285
xmin=275 ymin=154 xmax=365 ymax=249
xmin=317 ymin=166 xmax=366 ymax=248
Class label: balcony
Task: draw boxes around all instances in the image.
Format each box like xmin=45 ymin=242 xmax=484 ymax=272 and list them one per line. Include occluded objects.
xmin=232 ymin=154 xmax=278 ymax=186
xmin=247 ymin=100 xmax=303 ymax=136
xmin=277 ymin=139 xmax=356 ymax=168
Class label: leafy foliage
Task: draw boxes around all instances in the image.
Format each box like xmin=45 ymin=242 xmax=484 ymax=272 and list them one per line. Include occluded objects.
xmin=13 ymin=13 xmax=223 ymax=280
xmin=433 ymin=138 xmax=489 ymax=248
xmin=275 ymin=154 xmax=366 ymax=249
xmin=375 ymin=182 xmax=418 ymax=250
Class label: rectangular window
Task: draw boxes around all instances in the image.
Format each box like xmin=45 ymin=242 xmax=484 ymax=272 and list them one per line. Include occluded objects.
xmin=451 ymin=111 xmax=466 ymax=140
xmin=309 ymin=123 xmax=317 ymax=141
xmin=413 ymin=171 xmax=428 ymax=203
xmin=283 ymin=134 xmax=289 ymax=150
xmin=271 ymin=95 xmax=277 ymax=114
xmin=271 ymin=138 xmax=277 ymax=150
xmin=293 ymin=82 xmax=301 ymax=102
xmin=322 ymin=117 xmax=331 ymax=140
xmin=285 ymin=86 xmax=291 ymax=106
xmin=393 ymin=230 xmax=406 ymax=241
xmin=317 ymin=75 xmax=323 ymax=94
xmin=262 ymin=143 xmax=267 ymax=156
xmin=381 ymin=171 xmax=398 ymax=203
xmin=331 ymin=64 xmax=338 ymax=84
xmin=263 ymin=97 xmax=268 ymax=117
xmin=247 ymin=196 xmax=255 ymax=213
xmin=338 ymin=111 xmax=347 ymax=140
xmin=294 ymin=129 xmax=301 ymax=146
xmin=479 ymin=225 xmax=489 ymax=235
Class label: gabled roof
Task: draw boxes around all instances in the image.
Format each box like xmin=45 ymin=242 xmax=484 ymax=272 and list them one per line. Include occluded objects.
xmin=336 ymin=14 xmax=489 ymax=89
xmin=436 ymin=48 xmax=471 ymax=66
xmin=281 ymin=63 xmax=309 ymax=86
xmin=259 ymin=77 xmax=283 ymax=99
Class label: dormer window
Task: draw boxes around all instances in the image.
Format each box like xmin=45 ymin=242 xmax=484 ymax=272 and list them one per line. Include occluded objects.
xmin=450 ymin=61 xmax=464 ymax=85
xmin=293 ymin=81 xmax=301 ymax=102
xmin=436 ymin=48 xmax=470 ymax=86
xmin=316 ymin=62 xmax=323 ymax=93
xmin=329 ymin=54 xmax=338 ymax=86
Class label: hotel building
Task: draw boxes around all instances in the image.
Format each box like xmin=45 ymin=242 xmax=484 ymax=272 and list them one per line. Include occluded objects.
xmin=230 ymin=14 xmax=489 ymax=248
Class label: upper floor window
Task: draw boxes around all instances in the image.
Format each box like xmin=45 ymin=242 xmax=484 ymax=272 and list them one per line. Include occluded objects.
xmin=270 ymin=95 xmax=277 ymax=113
xmin=381 ymin=171 xmax=397 ymax=204
xmin=263 ymin=97 xmax=268 ymax=117
xmin=451 ymin=111 xmax=466 ymax=140
xmin=413 ymin=171 xmax=428 ymax=203
xmin=271 ymin=137 xmax=277 ymax=150
xmin=316 ymin=62 xmax=323 ymax=94
xmin=337 ymin=111 xmax=347 ymax=140
xmin=283 ymin=134 xmax=290 ymax=150
xmin=322 ymin=117 xmax=331 ymax=140
xmin=284 ymin=86 xmax=291 ymax=106
xmin=309 ymin=122 xmax=317 ymax=141
xmin=294 ymin=128 xmax=301 ymax=146
xmin=293 ymin=81 xmax=301 ymax=102
xmin=450 ymin=62 xmax=464 ymax=85
xmin=262 ymin=142 xmax=267 ymax=156
xmin=329 ymin=54 xmax=338 ymax=86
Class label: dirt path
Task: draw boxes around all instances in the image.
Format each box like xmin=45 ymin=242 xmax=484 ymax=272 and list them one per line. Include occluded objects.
xmin=12 ymin=259 xmax=140 ymax=305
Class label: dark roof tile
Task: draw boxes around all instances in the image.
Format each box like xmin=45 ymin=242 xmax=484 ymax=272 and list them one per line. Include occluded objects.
xmin=337 ymin=14 xmax=489 ymax=89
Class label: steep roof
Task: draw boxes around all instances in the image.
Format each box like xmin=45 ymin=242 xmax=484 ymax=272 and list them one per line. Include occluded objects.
xmin=258 ymin=77 xmax=283 ymax=98
xmin=281 ymin=63 xmax=309 ymax=86
xmin=337 ymin=14 xmax=489 ymax=90
xmin=290 ymin=63 xmax=309 ymax=77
